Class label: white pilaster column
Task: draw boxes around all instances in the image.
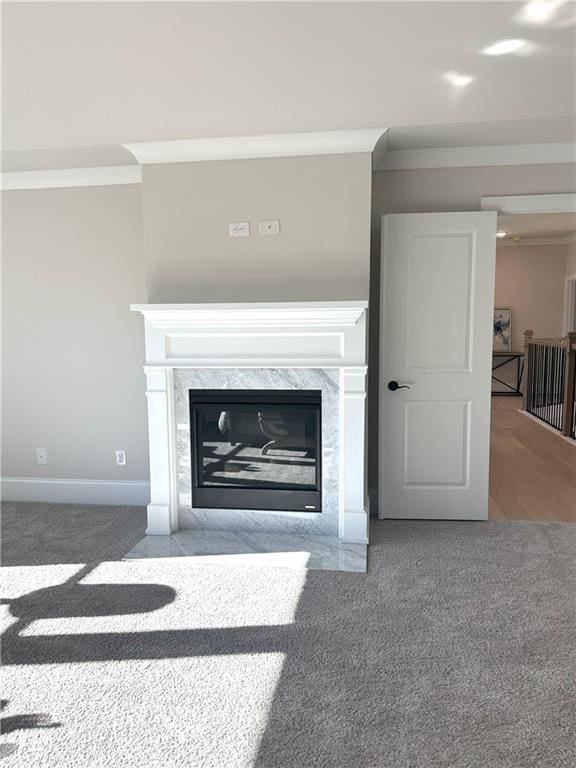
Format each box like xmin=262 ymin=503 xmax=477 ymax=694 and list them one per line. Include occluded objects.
xmin=144 ymin=366 xmax=178 ymax=535
xmin=340 ymin=367 xmax=369 ymax=543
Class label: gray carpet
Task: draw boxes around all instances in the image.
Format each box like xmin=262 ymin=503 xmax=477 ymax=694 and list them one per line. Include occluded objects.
xmin=1 ymin=503 xmax=575 ymax=767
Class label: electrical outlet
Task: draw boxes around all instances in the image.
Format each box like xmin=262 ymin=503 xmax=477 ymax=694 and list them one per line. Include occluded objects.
xmin=36 ymin=447 xmax=48 ymax=465
xmin=115 ymin=450 xmax=127 ymax=467
xmin=228 ymin=221 xmax=250 ymax=237
xmin=258 ymin=219 xmax=280 ymax=235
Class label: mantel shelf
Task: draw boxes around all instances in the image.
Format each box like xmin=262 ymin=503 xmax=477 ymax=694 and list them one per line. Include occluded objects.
xmin=131 ymin=301 xmax=368 ymax=329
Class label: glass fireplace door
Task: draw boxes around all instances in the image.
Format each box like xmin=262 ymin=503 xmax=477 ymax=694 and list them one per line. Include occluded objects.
xmin=189 ymin=390 xmax=322 ymax=512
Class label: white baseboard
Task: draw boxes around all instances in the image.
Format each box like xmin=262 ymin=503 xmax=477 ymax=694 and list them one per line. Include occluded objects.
xmin=0 ymin=476 xmax=150 ymax=506
xmin=519 ymin=410 xmax=576 ymax=445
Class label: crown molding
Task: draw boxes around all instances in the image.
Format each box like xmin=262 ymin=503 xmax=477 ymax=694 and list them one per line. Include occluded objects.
xmin=0 ymin=165 xmax=142 ymax=191
xmin=375 ymin=142 xmax=575 ymax=171
xmin=481 ymin=193 xmax=576 ymax=215
xmin=123 ymin=129 xmax=386 ymax=165
xmin=498 ymin=237 xmax=574 ymax=247
xmin=371 ymin=129 xmax=389 ymax=170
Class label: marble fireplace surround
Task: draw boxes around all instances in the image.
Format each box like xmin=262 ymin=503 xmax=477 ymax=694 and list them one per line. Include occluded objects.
xmin=131 ymin=302 xmax=369 ymax=544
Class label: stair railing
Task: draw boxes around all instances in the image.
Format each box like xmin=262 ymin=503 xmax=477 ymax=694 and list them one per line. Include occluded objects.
xmin=522 ymin=329 xmax=576 ymax=438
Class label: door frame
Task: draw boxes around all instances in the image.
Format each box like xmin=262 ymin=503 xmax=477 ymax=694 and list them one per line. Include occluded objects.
xmin=480 ymin=193 xmax=576 ymax=215
xmin=563 ymin=274 xmax=576 ymax=335
xmin=481 ymin=192 xmax=576 ymax=512
xmin=378 ymin=194 xmax=576 ymax=521
xmin=481 ymin=192 xmax=576 ymax=344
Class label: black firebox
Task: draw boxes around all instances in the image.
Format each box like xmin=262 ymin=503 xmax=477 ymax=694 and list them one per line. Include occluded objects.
xmin=189 ymin=389 xmax=322 ymax=512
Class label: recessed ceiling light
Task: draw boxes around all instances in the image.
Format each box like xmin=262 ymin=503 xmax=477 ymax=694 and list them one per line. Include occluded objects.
xmin=482 ymin=39 xmax=529 ymax=56
xmin=517 ymin=1 xmax=566 ymax=24
xmin=496 ymin=231 xmax=507 ymax=238
xmin=444 ymin=71 xmax=474 ymax=87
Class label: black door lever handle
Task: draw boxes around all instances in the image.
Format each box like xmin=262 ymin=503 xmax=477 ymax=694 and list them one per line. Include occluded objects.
xmin=388 ymin=380 xmax=411 ymax=391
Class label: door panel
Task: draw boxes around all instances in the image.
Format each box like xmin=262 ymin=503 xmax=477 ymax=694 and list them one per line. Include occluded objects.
xmin=405 ymin=233 xmax=474 ymax=371
xmin=404 ymin=399 xmax=470 ymax=488
xmin=379 ymin=212 xmax=496 ymax=520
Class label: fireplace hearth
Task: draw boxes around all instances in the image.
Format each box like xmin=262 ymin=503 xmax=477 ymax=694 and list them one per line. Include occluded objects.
xmin=189 ymin=390 xmax=322 ymax=512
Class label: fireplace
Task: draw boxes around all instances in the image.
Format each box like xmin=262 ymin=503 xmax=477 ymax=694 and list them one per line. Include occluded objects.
xmin=132 ymin=302 xmax=368 ymax=542
xmin=189 ymin=390 xmax=322 ymax=512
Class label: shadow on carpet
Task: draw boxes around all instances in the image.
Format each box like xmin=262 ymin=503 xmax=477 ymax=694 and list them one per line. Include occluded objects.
xmin=1 ymin=508 xmax=575 ymax=767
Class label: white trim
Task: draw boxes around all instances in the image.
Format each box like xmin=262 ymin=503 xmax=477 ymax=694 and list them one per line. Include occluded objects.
xmin=498 ymin=237 xmax=575 ymax=247
xmin=519 ymin=411 xmax=576 ymax=445
xmin=0 ymin=165 xmax=142 ymax=191
xmin=376 ymin=143 xmax=575 ymax=171
xmin=340 ymin=512 xmax=369 ymax=544
xmin=123 ymin=129 xmax=385 ymax=165
xmin=489 ymin=194 xmax=576 ymax=247
xmin=372 ymin=129 xmax=389 ymax=171
xmin=133 ymin=301 xmax=368 ymax=540
xmin=339 ymin=367 xmax=368 ymax=542
xmin=563 ymin=274 xmax=576 ymax=335
xmin=132 ymin=302 xmax=368 ymax=369
xmin=146 ymin=503 xmax=173 ymax=536
xmin=131 ymin=301 xmax=367 ymax=328
xmin=144 ymin=367 xmax=178 ymax=534
xmin=481 ymin=193 xmax=576 ymax=215
xmin=0 ymin=477 xmax=150 ymax=505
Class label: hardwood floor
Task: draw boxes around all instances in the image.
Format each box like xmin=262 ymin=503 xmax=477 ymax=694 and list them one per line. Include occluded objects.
xmin=489 ymin=397 xmax=576 ymax=522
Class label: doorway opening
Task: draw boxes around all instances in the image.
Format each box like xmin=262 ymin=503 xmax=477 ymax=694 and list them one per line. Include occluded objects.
xmin=489 ymin=210 xmax=576 ymax=522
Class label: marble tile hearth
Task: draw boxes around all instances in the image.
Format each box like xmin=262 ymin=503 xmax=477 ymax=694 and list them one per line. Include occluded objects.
xmin=125 ymin=530 xmax=367 ymax=572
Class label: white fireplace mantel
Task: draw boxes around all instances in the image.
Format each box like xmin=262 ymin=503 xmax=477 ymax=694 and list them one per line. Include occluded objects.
xmin=131 ymin=301 xmax=369 ymax=543
xmin=131 ymin=301 xmax=367 ymax=369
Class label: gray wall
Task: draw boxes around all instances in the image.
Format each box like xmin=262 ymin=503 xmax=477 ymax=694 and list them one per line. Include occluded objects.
xmin=1 ymin=185 xmax=149 ymax=481
xmin=1 ymin=152 xmax=373 ymax=492
xmin=495 ymin=244 xmax=567 ymax=351
xmin=142 ymin=153 xmax=372 ymax=302
xmin=368 ymin=162 xmax=576 ymax=492
xmin=3 ymin=157 xmax=574 ymax=498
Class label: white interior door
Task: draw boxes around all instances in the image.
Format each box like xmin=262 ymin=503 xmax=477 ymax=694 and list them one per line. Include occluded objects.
xmin=379 ymin=211 xmax=497 ymax=520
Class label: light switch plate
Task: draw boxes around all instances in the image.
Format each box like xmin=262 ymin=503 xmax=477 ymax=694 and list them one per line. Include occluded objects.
xmin=258 ymin=219 xmax=280 ymax=235
xmin=228 ymin=222 xmax=250 ymax=237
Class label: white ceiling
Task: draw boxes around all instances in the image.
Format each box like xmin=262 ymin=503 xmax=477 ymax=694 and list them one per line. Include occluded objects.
xmin=2 ymin=1 xmax=575 ymax=169
xmin=497 ymin=211 xmax=576 ymax=240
